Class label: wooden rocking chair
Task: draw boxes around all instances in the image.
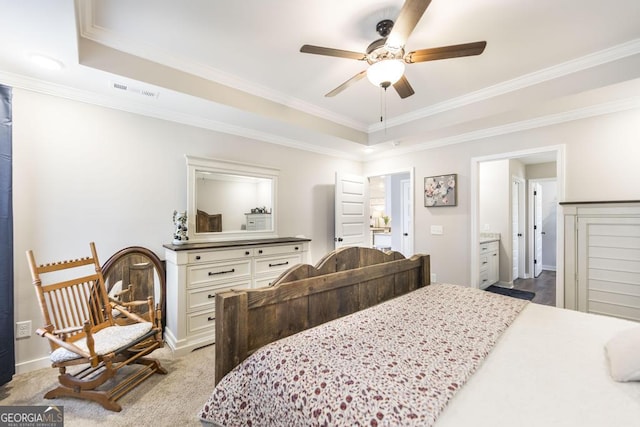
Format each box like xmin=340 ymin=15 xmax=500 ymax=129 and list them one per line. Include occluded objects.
xmin=26 ymin=242 xmax=166 ymax=412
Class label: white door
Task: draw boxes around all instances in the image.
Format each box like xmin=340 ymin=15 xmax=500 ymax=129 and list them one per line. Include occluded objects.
xmin=335 ymin=173 xmax=369 ymax=249
xmin=533 ymin=183 xmax=543 ymax=277
xmin=400 ymin=179 xmax=412 ymax=256
xmin=512 ymin=179 xmax=521 ymax=281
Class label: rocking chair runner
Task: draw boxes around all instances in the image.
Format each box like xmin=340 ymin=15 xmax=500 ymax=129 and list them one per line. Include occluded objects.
xmin=26 ymin=242 xmax=166 ymax=412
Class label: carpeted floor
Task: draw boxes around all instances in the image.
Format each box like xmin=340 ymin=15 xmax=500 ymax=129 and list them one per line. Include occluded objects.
xmin=485 ymin=285 xmax=536 ymax=300
xmin=0 ymin=345 xmax=215 ymax=426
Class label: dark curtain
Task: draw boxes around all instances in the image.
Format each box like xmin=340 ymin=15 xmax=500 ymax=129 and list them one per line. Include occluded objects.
xmin=0 ymin=84 xmax=14 ymax=385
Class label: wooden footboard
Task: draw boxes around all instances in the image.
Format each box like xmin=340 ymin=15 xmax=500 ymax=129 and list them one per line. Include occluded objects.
xmin=215 ymin=247 xmax=430 ymax=384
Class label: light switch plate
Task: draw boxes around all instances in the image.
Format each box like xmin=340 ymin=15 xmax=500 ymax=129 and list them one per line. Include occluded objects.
xmin=430 ymin=225 xmax=443 ymax=235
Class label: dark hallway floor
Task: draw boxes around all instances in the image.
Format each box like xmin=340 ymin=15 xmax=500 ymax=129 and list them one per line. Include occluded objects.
xmin=512 ymin=270 xmax=556 ymax=306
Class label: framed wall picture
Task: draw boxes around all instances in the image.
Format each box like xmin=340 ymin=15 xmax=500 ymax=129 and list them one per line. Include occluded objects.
xmin=424 ymin=174 xmax=457 ymax=207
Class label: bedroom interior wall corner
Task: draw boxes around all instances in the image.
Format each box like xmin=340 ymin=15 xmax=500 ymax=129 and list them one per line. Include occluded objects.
xmin=10 ymin=89 xmax=362 ymax=372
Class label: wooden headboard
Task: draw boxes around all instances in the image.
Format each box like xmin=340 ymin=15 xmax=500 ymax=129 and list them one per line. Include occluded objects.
xmin=214 ymin=247 xmax=430 ymax=384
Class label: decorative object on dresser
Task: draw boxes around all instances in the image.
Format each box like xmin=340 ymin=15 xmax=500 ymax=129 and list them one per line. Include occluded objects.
xmin=26 ymin=242 xmax=166 ymax=412
xmin=424 ymin=173 xmax=457 ymax=207
xmin=163 ymin=236 xmax=310 ymax=356
xmin=172 ymin=210 xmax=189 ymax=244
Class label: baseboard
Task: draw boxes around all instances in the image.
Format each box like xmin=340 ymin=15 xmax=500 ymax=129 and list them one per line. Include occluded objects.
xmin=15 ymin=356 xmax=51 ymax=375
xmin=493 ymin=281 xmax=514 ymax=289
xmin=542 ymin=265 xmax=557 ymax=271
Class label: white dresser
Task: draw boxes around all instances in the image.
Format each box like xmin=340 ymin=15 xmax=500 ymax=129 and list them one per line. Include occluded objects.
xmin=479 ymin=236 xmax=500 ymax=289
xmin=245 ymin=213 xmax=272 ymax=231
xmin=164 ymin=237 xmax=310 ymax=355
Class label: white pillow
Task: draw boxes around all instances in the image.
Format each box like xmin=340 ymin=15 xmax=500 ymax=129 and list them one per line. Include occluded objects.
xmin=605 ymin=326 xmax=640 ymax=382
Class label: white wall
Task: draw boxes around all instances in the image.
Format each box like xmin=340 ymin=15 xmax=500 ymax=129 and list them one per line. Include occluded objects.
xmin=12 ymin=89 xmax=362 ymax=372
xmin=12 ymin=87 xmax=640 ymax=372
xmin=364 ymin=108 xmax=640 ymax=287
xmin=479 ymin=159 xmax=509 ymax=282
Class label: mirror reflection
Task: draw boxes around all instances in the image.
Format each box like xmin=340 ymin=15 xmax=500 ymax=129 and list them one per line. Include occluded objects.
xmin=102 ymin=246 xmax=166 ymax=329
xmin=195 ymin=172 xmax=273 ymax=232
xmin=186 ymin=155 xmax=279 ymax=241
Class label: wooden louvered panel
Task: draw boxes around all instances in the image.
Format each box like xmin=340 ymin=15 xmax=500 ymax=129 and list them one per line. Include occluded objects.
xmin=580 ymin=217 xmax=640 ymax=321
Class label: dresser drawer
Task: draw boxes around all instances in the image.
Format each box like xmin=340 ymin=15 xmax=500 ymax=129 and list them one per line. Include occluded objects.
xmin=254 ymin=253 xmax=302 ymax=277
xmin=479 ymin=254 xmax=490 ymax=272
xmin=187 ymin=260 xmax=251 ymax=288
xmin=254 ymin=243 xmax=305 ymax=257
xmin=254 ymin=276 xmax=279 ymax=288
xmin=479 ymin=270 xmax=491 ymax=289
xmin=187 ymin=309 xmax=216 ymax=335
xmin=479 ymin=240 xmax=499 ymax=255
xmin=187 ymin=248 xmax=253 ymax=264
xmin=187 ymin=280 xmax=250 ymax=313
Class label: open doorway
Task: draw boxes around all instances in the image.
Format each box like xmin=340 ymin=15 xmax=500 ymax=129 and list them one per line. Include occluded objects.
xmin=368 ymin=171 xmax=413 ymax=257
xmin=471 ymin=146 xmax=565 ymax=307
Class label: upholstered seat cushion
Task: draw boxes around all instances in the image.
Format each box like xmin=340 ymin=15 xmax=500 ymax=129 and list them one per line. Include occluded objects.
xmin=50 ymin=322 xmax=153 ymax=364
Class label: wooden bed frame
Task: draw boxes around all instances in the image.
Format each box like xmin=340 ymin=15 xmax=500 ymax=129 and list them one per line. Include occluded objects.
xmin=215 ymin=247 xmax=430 ymax=384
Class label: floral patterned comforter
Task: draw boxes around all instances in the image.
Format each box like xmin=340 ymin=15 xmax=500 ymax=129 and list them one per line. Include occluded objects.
xmin=200 ymin=283 xmax=527 ymax=426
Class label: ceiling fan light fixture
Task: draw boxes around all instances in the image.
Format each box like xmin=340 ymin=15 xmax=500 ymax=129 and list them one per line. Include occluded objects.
xmin=366 ymin=59 xmax=405 ymax=87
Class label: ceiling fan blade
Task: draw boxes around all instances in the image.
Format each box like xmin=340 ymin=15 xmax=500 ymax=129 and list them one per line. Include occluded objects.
xmin=406 ymin=41 xmax=487 ymax=63
xmin=393 ymin=75 xmax=415 ymax=99
xmin=387 ymin=0 xmax=432 ymax=48
xmin=300 ymin=45 xmax=367 ymax=61
xmin=325 ymin=70 xmax=368 ymax=97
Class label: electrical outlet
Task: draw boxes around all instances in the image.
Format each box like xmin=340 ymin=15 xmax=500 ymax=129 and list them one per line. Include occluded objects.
xmin=16 ymin=320 xmax=32 ymax=338
xmin=431 ymin=273 xmax=437 ymax=283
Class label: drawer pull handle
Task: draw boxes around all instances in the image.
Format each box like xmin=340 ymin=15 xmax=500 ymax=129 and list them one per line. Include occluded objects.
xmin=258 ymin=249 xmax=263 ymax=254
xmin=207 ymin=316 xmax=215 ymax=322
xmin=482 ymin=261 xmax=488 ymax=265
xmin=195 ymin=255 xmax=201 ymax=260
xmin=294 ymin=246 xmax=299 ymax=250
xmin=481 ymin=247 xmax=487 ymax=251
xmin=207 ymin=294 xmax=216 ymax=299
xmin=269 ymin=261 xmax=289 ymax=268
xmin=245 ymin=251 xmax=250 ymax=255
xmin=208 ymin=268 xmax=235 ymax=276
xmin=493 ymin=253 xmax=497 ymax=256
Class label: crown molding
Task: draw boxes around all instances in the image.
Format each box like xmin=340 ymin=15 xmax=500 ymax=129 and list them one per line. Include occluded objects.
xmin=368 ymin=38 xmax=640 ymax=133
xmin=365 ymin=96 xmax=640 ymax=160
xmin=0 ymin=69 xmax=363 ymax=161
xmin=76 ymin=0 xmax=368 ymax=133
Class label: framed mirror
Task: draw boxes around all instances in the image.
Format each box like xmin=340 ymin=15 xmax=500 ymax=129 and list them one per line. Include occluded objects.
xmin=186 ymin=155 xmax=279 ymax=242
xmin=102 ymin=246 xmax=166 ymax=329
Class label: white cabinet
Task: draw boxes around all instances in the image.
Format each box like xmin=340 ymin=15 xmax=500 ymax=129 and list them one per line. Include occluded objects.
xmin=245 ymin=213 xmax=272 ymax=231
xmin=164 ymin=237 xmax=310 ymax=355
xmin=563 ymin=202 xmax=640 ymax=321
xmin=479 ymin=240 xmax=499 ymax=289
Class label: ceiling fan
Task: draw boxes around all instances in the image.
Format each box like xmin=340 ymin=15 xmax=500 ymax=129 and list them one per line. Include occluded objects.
xmin=300 ymin=0 xmax=486 ymax=99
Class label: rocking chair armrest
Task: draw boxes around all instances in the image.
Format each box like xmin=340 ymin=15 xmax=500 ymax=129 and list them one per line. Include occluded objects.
xmin=114 ymin=300 xmax=149 ymax=307
xmin=110 ymin=301 xmax=153 ymax=324
xmin=51 ymin=325 xmax=84 ymax=336
xmin=37 ymin=329 xmax=92 ymax=360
